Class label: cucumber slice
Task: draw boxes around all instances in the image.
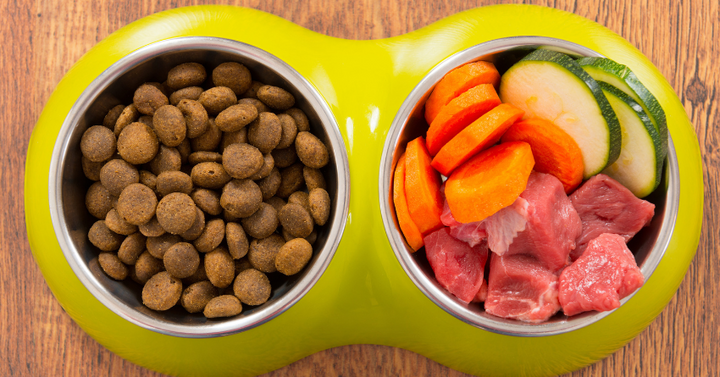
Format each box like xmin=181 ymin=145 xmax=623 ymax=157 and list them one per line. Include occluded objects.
xmin=499 ymin=49 xmax=621 ymax=179
xmin=598 ymin=82 xmax=664 ymax=197
xmin=577 ymin=57 xmax=668 ymax=163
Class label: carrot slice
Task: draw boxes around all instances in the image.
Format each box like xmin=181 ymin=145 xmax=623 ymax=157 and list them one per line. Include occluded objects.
xmin=431 ymin=103 xmax=524 ymax=176
xmin=405 ymin=137 xmax=444 ymax=235
xmin=426 ymin=84 xmax=501 ymax=156
xmin=425 ymin=61 xmax=501 ymax=125
xmin=501 ymin=117 xmax=584 ymax=193
xmin=445 ymin=141 xmax=535 ymax=223
xmin=393 ymin=153 xmax=425 ymax=251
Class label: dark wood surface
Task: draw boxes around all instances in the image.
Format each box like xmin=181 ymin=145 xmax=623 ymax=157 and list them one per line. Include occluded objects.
xmin=3 ymin=0 xmax=717 ymax=376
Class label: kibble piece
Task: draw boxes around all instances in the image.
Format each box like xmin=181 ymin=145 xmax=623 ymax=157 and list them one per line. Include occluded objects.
xmin=226 ymin=222 xmax=249 ymax=259
xmin=205 ymin=247 xmax=234 ymax=288
xmin=221 ymin=127 xmax=248 ymax=150
xmin=249 ymin=153 xmax=274 ymax=181
xmin=284 ymin=108 xmax=310 ymax=132
xmin=176 ymin=99 xmax=208 ymax=138
xmin=86 ymin=182 xmax=114 ymax=219
xmin=156 ymin=192 xmax=197 ymax=235
xmin=188 ymin=151 xmax=222 ymax=165
xmin=103 ymin=104 xmax=125 ymax=129
xmin=215 ymin=103 xmax=258 ymax=133
xmin=199 ymin=86 xmax=237 ymax=115
xmin=81 ymin=125 xmax=116 ymax=162
xmin=170 ymin=86 xmax=203 ymax=105
xmin=281 ymin=227 xmax=317 ymax=245
xmin=153 ymin=105 xmax=186 ymax=147
xmin=149 ymin=145 xmax=182 ymax=175
xmin=303 ymin=166 xmax=327 ymax=191
xmin=241 ymin=202 xmax=279 ymax=239
xmin=134 ymin=251 xmax=164 ymax=284
xmin=271 ymin=145 xmax=297 ymax=168
xmin=275 ymin=238 xmax=313 ymax=276
xmin=278 ymin=203 xmax=314 ymax=238
xmin=167 ymin=62 xmax=206 ymax=90
xmin=99 ymin=252 xmax=129 ymax=280
xmin=203 ymin=295 xmax=242 ymax=318
xmin=308 ymin=188 xmax=331 ymax=226
xmin=275 ymin=113 xmax=298 ymax=150
xmin=117 ymin=183 xmax=158 ymax=226
xmin=114 ymin=104 xmax=139 ymax=136
xmin=276 ymin=162 xmax=305 ymax=198
xmin=181 ymin=281 xmax=218 ymax=313
xmin=257 ymin=85 xmax=295 ymax=110
xmin=295 ymin=131 xmax=329 ymax=169
xmin=118 ymin=232 xmax=146 ymax=265
xmin=177 ymin=138 xmax=192 ymax=163
xmin=99 ymin=158 xmax=139 ymax=196
xmin=146 ymin=233 xmax=181 ymax=259
xmin=156 ymin=171 xmax=193 ymax=196
xmin=105 ymin=208 xmax=138 ymax=235
xmin=212 ymin=62 xmax=252 ymax=95
xmin=234 ymin=258 xmax=252 ymax=275
xmin=142 ymin=271 xmax=182 ymax=311
xmin=265 ymin=196 xmax=286 ymax=213
xmin=191 ymin=162 xmax=231 ymax=189
xmin=117 ymin=122 xmax=159 ymax=165
xmin=82 ymin=156 xmax=104 ymax=181
xmin=222 ymin=143 xmax=263 ymax=179
xmin=288 ymin=191 xmax=311 ymax=213
xmin=242 ymin=81 xmax=264 ymax=99
xmin=183 ymin=257 xmax=208 ymax=285
xmin=138 ymin=115 xmax=154 ymax=127
xmin=220 ymin=179 xmax=262 ymax=218
xmin=134 ymin=84 xmax=169 ymax=116
xmin=248 ymin=234 xmax=285 ymax=273
xmin=181 ymin=208 xmax=205 ymax=241
xmin=190 ymin=118 xmax=222 ymax=151
xmin=194 ymin=218 xmax=225 ymax=253
xmin=233 ymin=268 xmax=271 ymax=306
xmin=237 ymin=97 xmax=270 ymax=114
xmin=257 ymin=168 xmax=281 ymax=200
xmin=88 ymin=220 xmax=124 ymax=251
xmin=247 ymin=112 xmax=282 ymax=154
xmin=163 ymin=242 xmax=200 ymax=279
xmin=191 ymin=188 xmax=222 ymax=216
xmin=139 ymin=216 xmax=165 ymax=237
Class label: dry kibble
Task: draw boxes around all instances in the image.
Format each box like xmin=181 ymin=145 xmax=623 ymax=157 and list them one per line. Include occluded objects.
xmin=164 ymin=242 xmax=200 ymax=279
xmin=156 ymin=171 xmax=193 ymax=196
xmin=222 ymin=143 xmax=263 ymax=179
xmin=146 ymin=233 xmax=181 ymax=259
xmin=181 ymin=280 xmax=218 ymax=313
xmin=114 ymin=104 xmax=139 ymax=136
xmin=237 ymin=97 xmax=269 ymax=114
xmin=242 ymin=81 xmax=264 ymax=99
xmin=142 ymin=271 xmax=182 ymax=311
xmin=139 ymin=216 xmax=165 ymax=237
xmin=276 ymin=163 xmax=305 ymax=198
xmin=284 ymin=108 xmax=310 ymax=132
xmin=233 ymin=268 xmax=271 ymax=306
xmin=203 ymin=295 xmax=242 ymax=318
xmin=153 ymin=105 xmax=186 ymax=147
xmin=295 ymin=131 xmax=329 ymax=169
xmin=117 ymin=183 xmax=158 ymax=226
xmin=134 ymin=84 xmax=169 ymax=116
xmin=249 ymin=153 xmax=274 ymax=181
xmin=177 ymin=138 xmax=192 ymax=163
xmin=103 ymin=104 xmax=125 ymax=129
xmin=105 ymin=208 xmax=138 ymax=235
xmin=190 ymin=118 xmax=222 ymax=151
xmin=180 ymin=208 xmax=206 ymax=241
xmin=194 ymin=218 xmax=225 ymax=253
xmin=148 ymin=146 xmax=181 ymax=176
xmin=257 ymin=167 xmax=282 ymax=200
xmin=247 ymin=112 xmax=282 ymax=154
xmin=303 ymin=166 xmax=327 ymax=191
xmin=188 ymin=151 xmax=222 ymax=165
xmin=288 ymin=191 xmax=310 ymax=213
xmin=220 ymin=179 xmax=262 ymax=218
xmin=278 ymin=203 xmax=314 ymax=238
xmin=257 ymin=85 xmax=295 ymax=110
xmin=156 ymin=192 xmax=197 ymax=235
xmin=99 ymin=158 xmax=139 ymax=196
xmin=134 ymin=251 xmax=164 ymax=284
xmin=275 ymin=238 xmax=313 ymax=276
xmin=241 ymin=202 xmax=279 ymax=239
xmin=271 ymin=145 xmax=297 ymax=168
xmin=215 ymin=103 xmax=257 ymax=132
xmin=86 ymin=182 xmax=114 ymax=219
xmin=88 ymin=220 xmax=123 ymax=251
xmin=183 ymin=258 xmax=208 ymax=285
xmin=82 ymin=156 xmax=104 ymax=181
xmin=308 ymin=188 xmax=331 ymax=226
xmin=191 ymin=162 xmax=231 ymax=189
xmin=265 ymin=196 xmax=286 ymax=213
xmin=118 ymin=232 xmax=146 ymax=265
xmin=138 ymin=115 xmax=154 ymax=127
xmin=226 ymin=222 xmax=249 ymax=259
xmin=248 ymin=234 xmax=285 ymax=273
xmin=98 ymin=252 xmax=129 ymax=280
xmin=199 ymin=86 xmax=237 ymax=115
xmin=221 ymin=128 xmax=248 ymax=150
xmin=81 ymin=125 xmax=116 ymax=162
xmin=191 ymin=188 xmax=222 ymax=216
xmin=205 ymin=247 xmax=235 ymax=288
xmin=282 ymin=227 xmax=317 ymax=245
xmin=275 ymin=113 xmax=298 ymax=149
xmin=169 ymin=86 xmax=203 ymax=105
xmin=176 ymin=99 xmax=209 ymax=138
xmin=167 ymin=62 xmax=207 ymax=90
xmin=234 ymin=258 xmax=252 ymax=275
xmin=117 ymin=122 xmax=159 ymax=165
xmin=212 ymin=62 xmax=252 ymax=95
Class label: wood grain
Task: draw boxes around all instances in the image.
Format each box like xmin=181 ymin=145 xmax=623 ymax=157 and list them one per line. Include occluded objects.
xmin=2 ymin=0 xmax=717 ymax=376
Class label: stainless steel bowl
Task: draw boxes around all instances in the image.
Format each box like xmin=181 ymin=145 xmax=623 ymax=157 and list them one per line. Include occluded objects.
xmin=379 ymin=36 xmax=678 ymax=336
xmin=49 ymin=37 xmax=350 ymax=338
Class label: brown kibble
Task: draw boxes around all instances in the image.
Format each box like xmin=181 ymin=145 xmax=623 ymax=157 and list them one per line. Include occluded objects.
xmin=222 ymin=143 xmax=263 ymax=179
xmin=284 ymin=108 xmax=310 ymax=132
xmin=163 ymin=242 xmax=200 ymax=279
xmin=308 ymin=188 xmax=331 ymax=226
xmin=241 ymin=81 xmax=264 ymax=99
xmin=146 ymin=233 xmax=181 ymax=259
xmin=191 ymin=162 xmax=231 ymax=189
xmin=181 ymin=281 xmax=218 ymax=313
xmin=149 ymin=145 xmax=182 ymax=175
xmin=303 ymin=166 xmax=327 ymax=191
xmin=134 ymin=83 xmax=169 ymax=116
xmin=249 ymin=153 xmax=274 ymax=181
xmin=117 ymin=183 xmax=158 ymax=226
xmin=275 ymin=238 xmax=312 ymax=276
xmin=234 ymin=258 xmax=252 ymax=275
xmin=278 ymin=203 xmax=314 ymax=238
xmin=81 ymin=125 xmax=116 ymax=162
xmin=221 ymin=128 xmax=248 ymax=150
xmin=176 ymin=99 xmax=209 ymax=139
xmin=88 ymin=220 xmax=123 ymax=251
xmin=257 ymin=85 xmax=295 ymax=110
xmin=134 ymin=251 xmax=164 ymax=284
xmin=257 ymin=168 xmax=281 ymax=200
xmin=99 ymin=252 xmax=129 ymax=280
xmin=138 ymin=115 xmax=154 ymax=127
xmin=205 ymin=247 xmax=234 ymax=288
xmin=194 ymin=218 xmax=225 ymax=253
xmin=212 ymin=62 xmax=252 ymax=96
xmin=276 ymin=162 xmax=305 ymax=198
xmin=190 ymin=118 xmax=222 ymax=151
xmin=237 ymin=97 xmax=269 ymax=114
xmin=271 ymin=145 xmax=297 ymax=168
xmin=295 ymin=131 xmax=329 ymax=169
xmin=114 ymin=104 xmax=139 ymax=136
xmin=153 ymin=105 xmax=186 ymax=147
xmin=191 ymin=188 xmax=222 ymax=216
xmin=288 ymin=191 xmax=311 ymax=213
xmin=86 ymin=182 xmax=114 ymax=219
xmin=265 ymin=196 xmax=286 ymax=213
xmin=180 ymin=208 xmax=205 ymax=241
xmin=167 ymin=62 xmax=206 ymax=90
xmin=183 ymin=258 xmax=208 ymax=285
xmin=118 ymin=232 xmax=146 ymax=265
xmin=117 ymin=122 xmax=159 ymax=165
xmin=105 ymin=208 xmax=138 ymax=235
xmin=247 ymin=112 xmax=282 ymax=154
xmin=248 ymin=234 xmax=285 ymax=273
xmin=99 ymin=158 xmax=139 ymax=196
xmin=156 ymin=171 xmax=193 ymax=196
xmin=156 ymin=192 xmax=197 ymax=234
xmin=220 ymin=179 xmax=262 ymax=218
xmin=215 ymin=103 xmax=258 ymax=132
xmin=199 ymin=86 xmax=237 ymax=115
xmin=139 ymin=216 xmax=165 ymax=237
xmin=241 ymin=202 xmax=279 ymax=239
xmin=142 ymin=271 xmax=182 ymax=311
xmin=203 ymin=295 xmax=242 ymax=318
xmin=233 ymin=268 xmax=271 ymax=306
xmin=103 ymin=104 xmax=125 ymax=129
xmin=226 ymin=222 xmax=249 ymax=259
xmin=177 ymin=138 xmax=192 ymax=163
xmin=82 ymin=156 xmax=104 ymax=181
xmin=188 ymin=151 xmax=222 ymax=165
xmin=275 ymin=113 xmax=298 ymax=149
xmin=282 ymin=227 xmax=317 ymax=245
xmin=169 ymin=86 xmax=203 ymax=105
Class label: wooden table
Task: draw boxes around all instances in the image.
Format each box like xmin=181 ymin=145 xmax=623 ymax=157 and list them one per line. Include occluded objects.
xmin=3 ymin=0 xmax=717 ymax=376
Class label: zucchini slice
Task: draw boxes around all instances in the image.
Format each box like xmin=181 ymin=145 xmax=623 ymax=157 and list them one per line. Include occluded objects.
xmin=499 ymin=49 xmax=621 ymax=179
xmin=577 ymin=57 xmax=668 ymax=163
xmin=599 ymin=82 xmax=664 ymax=197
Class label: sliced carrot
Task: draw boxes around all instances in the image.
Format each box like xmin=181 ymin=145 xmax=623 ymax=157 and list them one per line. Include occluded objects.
xmin=445 ymin=141 xmax=535 ymax=223
xmin=501 ymin=117 xmax=584 ymax=193
xmin=425 ymin=61 xmax=501 ymax=125
xmin=393 ymin=153 xmax=425 ymax=251
xmin=426 ymin=84 xmax=501 ymax=156
xmin=431 ymin=104 xmax=524 ymax=176
xmin=405 ymin=137 xmax=444 ymax=235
